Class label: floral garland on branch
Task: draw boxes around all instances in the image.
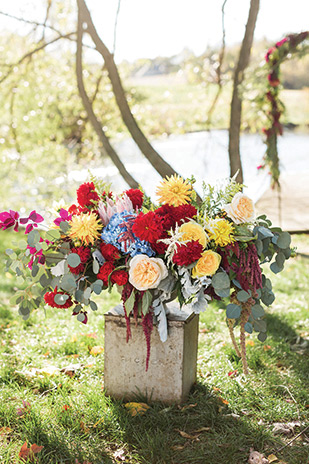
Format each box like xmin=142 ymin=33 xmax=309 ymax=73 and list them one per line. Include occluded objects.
xmin=259 ymin=31 xmax=308 ymax=187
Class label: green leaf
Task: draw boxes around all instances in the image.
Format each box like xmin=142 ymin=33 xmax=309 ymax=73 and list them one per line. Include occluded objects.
xmin=59 ymin=221 xmax=70 ymax=234
xmin=234 ymin=235 xmax=256 ymax=243
xmin=18 ymin=240 xmax=28 ymax=250
xmin=275 ymin=252 xmax=285 ymax=268
xmin=5 ymin=248 xmax=14 ymax=256
xmin=74 ymin=290 xmax=84 ymax=303
xmin=31 ymin=264 xmax=39 ymax=278
xmin=226 ymin=304 xmax=241 ymax=319
xmin=142 ymin=290 xmax=152 ymax=315
xmin=54 ymin=294 xmax=69 ymax=305
xmin=67 ymin=253 xmax=81 ymax=268
xmin=90 ymin=301 xmax=98 ymax=311
xmin=124 ymin=290 xmax=135 ymax=315
xmin=91 ymin=280 xmax=103 ymax=295
xmin=251 ymin=304 xmax=265 ymax=319
xmin=212 ymin=272 xmax=230 ymax=290
xmin=40 ymin=273 xmax=52 ymax=288
xmin=27 ymin=229 xmax=41 ymax=246
xmin=93 ymin=259 xmax=100 ymax=274
xmin=254 ymin=319 xmax=267 ymax=333
xmin=236 ymin=290 xmax=251 ymax=302
xmin=255 ymin=239 xmax=263 ymax=256
xmin=46 ymin=229 xmax=61 ymax=241
xmin=270 ymin=262 xmax=283 ymax=274
xmin=244 ymin=322 xmax=253 ymax=334
xmin=18 ymin=302 xmax=30 ymax=316
xmin=60 ymin=275 xmax=77 ymax=292
xmin=77 ymin=313 xmax=87 ymax=323
xmin=84 ymin=287 xmax=92 ymax=301
xmin=40 ymin=241 xmax=49 ymax=251
xmin=257 ymin=226 xmax=274 ymax=240
xmin=282 ymin=248 xmax=291 ymax=259
xmin=261 ymin=289 xmax=275 ymax=306
xmin=277 ymin=232 xmax=291 ymax=249
xmin=258 ymin=332 xmax=267 ymax=342
xmin=214 ymin=287 xmax=230 ymax=298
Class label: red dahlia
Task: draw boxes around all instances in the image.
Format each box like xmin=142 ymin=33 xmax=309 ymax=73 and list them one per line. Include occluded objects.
xmin=125 ymin=189 xmax=144 ymax=209
xmin=174 ymin=204 xmax=197 ymax=223
xmin=68 ymin=246 xmax=91 ymax=274
xmin=100 ymin=242 xmax=121 ymax=261
xmin=97 ymin=261 xmax=115 ymax=286
xmin=44 ymin=288 xmax=73 ymax=308
xmin=132 ymin=211 xmax=163 ymax=243
xmin=77 ymin=182 xmax=100 ymax=208
xmin=155 ymin=204 xmax=178 ymax=231
xmin=172 ymin=240 xmax=203 ymax=266
xmin=111 ymin=270 xmax=129 ymax=286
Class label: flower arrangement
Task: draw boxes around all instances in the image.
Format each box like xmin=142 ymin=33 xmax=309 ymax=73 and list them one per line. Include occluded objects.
xmin=1 ymin=175 xmax=293 ymax=373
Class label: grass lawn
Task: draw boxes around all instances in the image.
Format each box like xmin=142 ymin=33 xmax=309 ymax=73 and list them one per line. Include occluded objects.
xmin=0 ymin=231 xmax=308 ymax=463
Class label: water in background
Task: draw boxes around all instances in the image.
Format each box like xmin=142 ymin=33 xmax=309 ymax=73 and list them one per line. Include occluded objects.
xmin=69 ymin=130 xmax=309 ymax=202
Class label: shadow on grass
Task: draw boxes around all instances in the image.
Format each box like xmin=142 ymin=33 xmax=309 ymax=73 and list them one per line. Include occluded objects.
xmin=108 ymin=382 xmax=308 ymax=464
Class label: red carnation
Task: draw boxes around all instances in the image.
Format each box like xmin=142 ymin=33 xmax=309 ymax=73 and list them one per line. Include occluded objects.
xmin=100 ymin=242 xmax=121 ymax=261
xmin=111 ymin=270 xmax=129 ymax=286
xmin=156 ymin=204 xmax=178 ymax=231
xmin=150 ymin=236 xmax=168 ymax=255
xmin=125 ymin=189 xmax=144 ymax=209
xmin=44 ymin=288 xmax=73 ymax=309
xmin=77 ymin=182 xmax=100 ymax=208
xmin=97 ymin=261 xmax=115 ymax=286
xmin=172 ymin=240 xmax=203 ymax=266
xmin=132 ymin=211 xmax=163 ymax=243
xmin=68 ymin=246 xmax=91 ymax=275
xmin=174 ymin=204 xmax=197 ymax=224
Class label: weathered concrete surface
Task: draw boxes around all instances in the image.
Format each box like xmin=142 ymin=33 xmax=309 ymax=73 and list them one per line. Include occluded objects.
xmin=255 ymin=172 xmax=309 ymax=233
xmin=104 ymin=309 xmax=199 ymax=404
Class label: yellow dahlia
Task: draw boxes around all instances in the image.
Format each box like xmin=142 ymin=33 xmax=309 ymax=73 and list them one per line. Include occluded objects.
xmin=179 ymin=221 xmax=208 ymax=248
xmin=206 ymin=218 xmax=235 ymax=247
xmin=69 ymin=212 xmax=102 ymax=246
xmin=156 ymin=175 xmax=193 ymax=207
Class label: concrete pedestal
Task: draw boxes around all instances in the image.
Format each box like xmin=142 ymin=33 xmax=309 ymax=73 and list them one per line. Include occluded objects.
xmin=104 ymin=306 xmax=199 ymax=404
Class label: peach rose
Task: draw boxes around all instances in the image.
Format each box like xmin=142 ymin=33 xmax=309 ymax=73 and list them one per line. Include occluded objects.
xmin=223 ymin=193 xmax=255 ymax=224
xmin=192 ymin=250 xmax=221 ymax=278
xmin=129 ymin=254 xmax=168 ymax=291
xmin=179 ymin=222 xmax=208 ymax=248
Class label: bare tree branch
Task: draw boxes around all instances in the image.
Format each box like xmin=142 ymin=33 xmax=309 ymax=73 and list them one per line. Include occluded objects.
xmin=91 ymin=64 xmax=106 ymax=104
xmin=0 ymin=10 xmax=63 ymax=36
xmin=113 ymin=0 xmax=122 ymax=55
xmin=0 ymin=32 xmax=75 ymax=84
xmin=76 ymin=9 xmax=139 ymax=189
xmin=228 ymin=0 xmax=260 ymax=184
xmin=40 ymin=0 xmax=53 ymax=41
xmin=205 ymin=0 xmax=227 ymax=127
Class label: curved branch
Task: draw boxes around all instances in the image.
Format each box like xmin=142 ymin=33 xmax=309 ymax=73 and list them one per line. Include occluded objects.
xmin=77 ymin=0 xmax=185 ymax=184
xmin=0 ymin=10 xmax=63 ymax=36
xmin=76 ymin=9 xmax=139 ymax=189
xmin=113 ymin=0 xmax=122 ymax=54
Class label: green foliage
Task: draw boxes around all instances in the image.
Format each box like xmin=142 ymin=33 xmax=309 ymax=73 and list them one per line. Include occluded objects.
xmin=200 ymin=176 xmax=243 ymax=218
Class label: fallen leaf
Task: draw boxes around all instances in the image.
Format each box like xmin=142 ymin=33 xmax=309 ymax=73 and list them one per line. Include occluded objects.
xmin=89 ymin=345 xmax=104 ymax=356
xmin=80 ymin=421 xmax=90 ymax=434
xmin=171 ymin=444 xmax=188 ymax=450
xmin=217 ymin=396 xmax=229 ymax=405
xmin=246 ymin=340 xmax=255 ymax=347
xmin=18 ymin=442 xmax=44 ymax=462
xmin=124 ymin=402 xmax=150 ymax=416
xmin=272 ymin=422 xmax=295 ymax=437
xmin=248 ymin=448 xmax=268 ymax=464
xmin=268 ymin=454 xmax=278 ymax=463
xmin=39 ymin=366 xmax=60 ymax=376
xmin=192 ymin=427 xmax=211 ymax=433
xmin=263 ymin=345 xmax=272 ymax=351
xmin=213 ymin=387 xmax=222 ymax=393
xmin=176 ymin=429 xmax=200 ymax=440
xmin=178 ymin=403 xmax=197 ymax=411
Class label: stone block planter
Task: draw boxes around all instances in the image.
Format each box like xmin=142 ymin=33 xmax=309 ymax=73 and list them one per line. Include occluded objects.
xmin=104 ymin=306 xmax=199 ymax=404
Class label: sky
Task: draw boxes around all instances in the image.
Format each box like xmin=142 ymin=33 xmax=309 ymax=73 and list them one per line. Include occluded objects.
xmin=0 ymin=0 xmax=308 ymax=62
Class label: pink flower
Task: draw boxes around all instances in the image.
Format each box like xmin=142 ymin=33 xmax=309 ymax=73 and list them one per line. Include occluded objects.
xmin=275 ymin=38 xmax=288 ymax=48
xmin=98 ymin=194 xmax=133 ymax=226
xmin=54 ymin=208 xmax=72 ymax=226
xmin=0 ymin=210 xmax=20 ymax=231
xmin=19 ymin=210 xmax=44 ymax=234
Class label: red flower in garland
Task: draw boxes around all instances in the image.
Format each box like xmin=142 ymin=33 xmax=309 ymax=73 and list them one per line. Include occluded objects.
xmin=97 ymin=261 xmax=115 ymax=286
xmin=174 ymin=204 xmax=197 ymax=224
xmin=125 ymin=189 xmax=144 ymax=209
xmin=68 ymin=246 xmax=91 ymax=274
xmin=77 ymin=182 xmax=99 ymax=208
xmin=44 ymin=288 xmax=73 ymax=308
xmin=100 ymin=242 xmax=121 ymax=261
xmin=111 ymin=270 xmax=129 ymax=286
xmin=155 ymin=204 xmax=178 ymax=231
xmin=132 ymin=211 xmax=163 ymax=243
xmin=172 ymin=240 xmax=203 ymax=266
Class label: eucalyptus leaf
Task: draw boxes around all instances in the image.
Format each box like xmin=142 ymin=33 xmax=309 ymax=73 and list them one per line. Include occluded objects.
xmin=40 ymin=273 xmax=52 ymax=288
xmin=67 ymin=253 xmax=81 ymax=268
xmin=16 ymin=276 xmax=24 ymax=286
xmin=226 ymin=303 xmax=241 ymax=319
xmin=262 ymin=237 xmax=271 ymax=253
xmin=18 ymin=240 xmax=28 ymax=250
xmin=282 ymin=248 xmax=291 ymax=259
xmin=251 ymin=304 xmax=265 ymax=319
xmin=236 ymin=290 xmax=251 ymax=302
xmin=77 ymin=313 xmax=87 ymax=323
xmin=18 ymin=302 xmax=30 ymax=316
xmin=258 ymin=332 xmax=267 ymax=342
xmin=212 ymin=272 xmax=230 ymax=290
xmin=142 ymin=290 xmax=152 ymax=315
xmin=261 ymin=289 xmax=275 ymax=306
xmin=91 ymin=280 xmax=103 ymax=295
xmin=54 ymin=293 xmax=69 ymax=305
xmin=84 ymin=287 xmax=92 ymax=300
xmin=41 ymin=241 xmax=49 ymax=251
xmin=60 ymin=274 xmax=77 ymax=292
xmin=277 ymin=232 xmax=291 ymax=249
xmin=27 ymin=229 xmax=40 ymax=246
xmin=214 ymin=287 xmax=230 ymax=298
xmin=93 ymin=259 xmax=100 ymax=274
xmin=59 ymin=221 xmax=70 ymax=234
xmin=254 ymin=319 xmax=267 ymax=333
xmin=276 ymin=252 xmax=286 ymax=268
xmin=5 ymin=248 xmax=14 ymax=256
xmin=124 ymin=290 xmax=135 ymax=315
xmin=244 ymin=322 xmax=253 ymax=334
xmin=255 ymin=239 xmax=263 ymax=256
xmin=90 ymin=301 xmax=98 ymax=311
xmin=74 ymin=290 xmax=84 ymax=303
xmin=46 ymin=229 xmax=61 ymax=241
xmin=257 ymin=226 xmax=274 ymax=240
xmin=31 ymin=264 xmax=39 ymax=278
xmin=232 ymin=279 xmax=242 ymax=289
xmin=270 ymin=262 xmax=283 ymax=274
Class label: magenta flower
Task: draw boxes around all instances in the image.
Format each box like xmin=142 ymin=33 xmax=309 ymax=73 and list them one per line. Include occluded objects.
xmin=0 ymin=210 xmax=20 ymax=231
xmin=20 ymin=210 xmax=44 ymax=234
xmin=54 ymin=208 xmax=72 ymax=227
xmin=275 ymin=38 xmax=288 ymax=48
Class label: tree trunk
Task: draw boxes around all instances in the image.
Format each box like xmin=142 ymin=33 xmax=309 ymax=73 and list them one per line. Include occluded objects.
xmin=77 ymin=0 xmax=178 ymax=180
xmin=228 ymin=0 xmax=260 ymax=184
xmin=76 ymin=9 xmax=139 ymax=189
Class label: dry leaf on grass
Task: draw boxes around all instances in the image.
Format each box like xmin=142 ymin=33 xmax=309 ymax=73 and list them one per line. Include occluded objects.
xmin=248 ymin=448 xmax=268 ymax=464
xmin=0 ymin=427 xmax=12 ymax=435
xmin=124 ymin=402 xmax=150 ymax=416
xmin=176 ymin=429 xmax=200 ymax=441
xmin=18 ymin=442 xmax=44 ymax=462
xmin=89 ymin=345 xmax=104 ymax=356
xmin=178 ymin=403 xmax=197 ymax=411
xmin=267 ymin=454 xmax=278 ymax=463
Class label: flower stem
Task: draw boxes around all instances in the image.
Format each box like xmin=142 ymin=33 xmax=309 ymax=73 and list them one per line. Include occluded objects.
xmin=240 ymin=308 xmax=249 ymax=375
xmin=227 ymin=319 xmax=241 ymax=357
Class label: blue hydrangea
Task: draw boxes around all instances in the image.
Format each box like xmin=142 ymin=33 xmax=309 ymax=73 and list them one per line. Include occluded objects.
xmin=101 ymin=211 xmax=155 ymax=257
